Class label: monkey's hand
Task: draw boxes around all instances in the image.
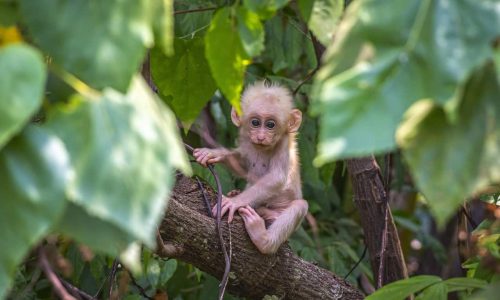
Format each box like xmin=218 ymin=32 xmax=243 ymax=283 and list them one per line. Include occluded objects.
xmin=212 ymin=195 xmax=247 ymax=223
xmin=193 ymin=148 xmax=226 ymax=167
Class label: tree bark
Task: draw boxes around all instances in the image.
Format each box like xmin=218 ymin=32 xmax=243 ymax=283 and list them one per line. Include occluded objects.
xmin=157 ymin=175 xmax=364 ymax=300
xmin=346 ymin=157 xmax=408 ymax=286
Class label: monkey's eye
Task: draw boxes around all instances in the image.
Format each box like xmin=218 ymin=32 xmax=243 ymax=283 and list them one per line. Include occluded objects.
xmin=265 ymin=120 xmax=276 ymax=129
xmin=251 ymin=118 xmax=261 ymax=127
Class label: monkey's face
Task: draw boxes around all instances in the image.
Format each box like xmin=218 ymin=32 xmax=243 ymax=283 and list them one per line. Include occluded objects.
xmin=244 ymin=114 xmax=283 ymax=148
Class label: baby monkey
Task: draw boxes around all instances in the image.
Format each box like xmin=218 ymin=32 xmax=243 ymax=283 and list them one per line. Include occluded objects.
xmin=194 ymin=81 xmax=307 ymax=254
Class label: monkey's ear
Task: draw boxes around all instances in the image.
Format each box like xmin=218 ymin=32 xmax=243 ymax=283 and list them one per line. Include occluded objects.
xmin=231 ymin=107 xmax=241 ymax=127
xmin=288 ymin=109 xmax=302 ymax=133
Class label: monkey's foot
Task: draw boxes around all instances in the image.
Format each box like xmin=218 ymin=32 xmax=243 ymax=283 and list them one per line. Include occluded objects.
xmin=238 ymin=206 xmax=274 ymax=254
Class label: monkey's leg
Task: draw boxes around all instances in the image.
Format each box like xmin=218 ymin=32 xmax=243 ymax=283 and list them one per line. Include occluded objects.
xmin=239 ymin=200 xmax=308 ymax=254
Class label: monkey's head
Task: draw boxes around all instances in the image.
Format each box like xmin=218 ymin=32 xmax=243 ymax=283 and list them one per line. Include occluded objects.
xmin=231 ymin=81 xmax=302 ymax=149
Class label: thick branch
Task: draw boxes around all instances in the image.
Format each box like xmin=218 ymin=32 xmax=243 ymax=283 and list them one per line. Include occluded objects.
xmin=158 ymin=175 xmax=363 ymax=300
xmin=346 ymin=157 xmax=408 ymax=285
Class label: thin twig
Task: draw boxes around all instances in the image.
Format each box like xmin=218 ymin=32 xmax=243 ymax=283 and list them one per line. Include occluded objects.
xmin=293 ymin=67 xmax=318 ymax=95
xmin=184 ymin=143 xmax=232 ymax=300
xmin=174 ymin=7 xmax=217 ymax=15
xmin=60 ymin=279 xmax=96 ymax=300
xmin=107 ymin=259 xmax=119 ymax=299
xmin=39 ymin=247 xmax=76 ymax=300
xmin=93 ymin=259 xmax=118 ymax=298
xmin=461 ymin=205 xmax=478 ymax=229
xmin=344 ymin=246 xmax=368 ymax=279
xmin=196 ymin=176 xmax=214 ymax=218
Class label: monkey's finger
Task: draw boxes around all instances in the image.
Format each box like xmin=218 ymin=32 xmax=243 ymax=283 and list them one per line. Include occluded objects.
xmin=246 ymin=206 xmax=259 ymax=217
xmin=198 ymin=152 xmax=210 ymax=167
xmin=207 ymin=157 xmax=222 ymax=164
xmin=220 ymin=204 xmax=231 ymax=218
xmin=200 ymin=153 xmax=213 ymax=167
xmin=228 ymin=207 xmax=237 ymax=223
xmin=238 ymin=207 xmax=249 ymax=215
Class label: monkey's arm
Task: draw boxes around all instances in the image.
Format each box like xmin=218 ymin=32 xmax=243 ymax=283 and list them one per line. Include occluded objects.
xmin=193 ymin=147 xmax=246 ymax=178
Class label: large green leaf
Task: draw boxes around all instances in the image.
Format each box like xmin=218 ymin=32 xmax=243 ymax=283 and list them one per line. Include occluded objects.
xmin=243 ymin=0 xmax=289 ymax=19
xmin=19 ymin=0 xmax=156 ymax=92
xmin=151 ymin=37 xmax=216 ymax=125
xmin=365 ymin=275 xmax=442 ymax=300
xmin=237 ymin=6 xmax=265 ymax=57
xmin=0 ymin=44 xmax=45 ymax=149
xmin=0 ymin=127 xmax=69 ymax=298
xmin=205 ymin=8 xmax=249 ymax=113
xmin=298 ymin=0 xmax=343 ymax=46
xmin=45 ymin=76 xmax=190 ymax=247
xmin=312 ymin=0 xmax=500 ymax=163
xmin=398 ymin=66 xmax=500 ymax=225
xmin=55 ymin=202 xmax=136 ymax=255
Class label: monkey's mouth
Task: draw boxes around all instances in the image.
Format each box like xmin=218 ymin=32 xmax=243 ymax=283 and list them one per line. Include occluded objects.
xmin=252 ymin=141 xmax=272 ymax=147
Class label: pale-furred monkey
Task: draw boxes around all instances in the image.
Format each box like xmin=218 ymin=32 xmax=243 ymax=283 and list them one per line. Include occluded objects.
xmin=193 ymin=81 xmax=308 ymax=254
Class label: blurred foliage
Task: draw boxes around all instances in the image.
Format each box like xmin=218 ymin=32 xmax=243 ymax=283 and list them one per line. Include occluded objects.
xmin=0 ymin=0 xmax=499 ymax=299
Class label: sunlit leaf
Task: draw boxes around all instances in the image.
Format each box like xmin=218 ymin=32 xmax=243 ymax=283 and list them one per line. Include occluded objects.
xmin=398 ymin=66 xmax=500 ymax=225
xmin=45 ymin=76 xmax=190 ymax=247
xmin=0 ymin=44 xmax=45 ymax=149
xmin=153 ymin=0 xmax=174 ymax=56
xmin=205 ymin=8 xmax=249 ymax=112
xmin=19 ymin=0 xmax=155 ymax=92
xmin=312 ymin=0 xmax=500 ymax=163
xmin=243 ymin=0 xmax=289 ymax=19
xmin=151 ymin=37 xmax=216 ymax=125
xmin=365 ymin=275 xmax=442 ymax=300
xmin=237 ymin=6 xmax=265 ymax=57
xmin=0 ymin=127 xmax=70 ymax=298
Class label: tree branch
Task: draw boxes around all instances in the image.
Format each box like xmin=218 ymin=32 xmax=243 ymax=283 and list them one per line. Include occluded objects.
xmin=158 ymin=175 xmax=363 ymax=300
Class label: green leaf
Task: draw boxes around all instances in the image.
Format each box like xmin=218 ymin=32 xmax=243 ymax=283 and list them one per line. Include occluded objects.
xmin=237 ymin=6 xmax=265 ymax=57
xmin=243 ymin=0 xmax=289 ymax=19
xmin=312 ymin=0 xmax=500 ymax=163
xmin=151 ymin=37 xmax=217 ymax=125
xmin=263 ymin=15 xmax=311 ymax=73
xmin=55 ymin=202 xmax=136 ymax=255
xmin=19 ymin=0 xmax=155 ymax=92
xmin=299 ymin=0 xmax=343 ymax=46
xmin=366 ymin=275 xmax=442 ymax=300
xmin=158 ymin=259 xmax=177 ymax=287
xmin=415 ymin=282 xmax=447 ymax=300
xmin=45 ymin=76 xmax=190 ymax=247
xmin=0 ymin=126 xmax=69 ymax=298
xmin=398 ymin=65 xmax=500 ymax=225
xmin=153 ymin=0 xmax=174 ymax=56
xmin=0 ymin=44 xmax=45 ymax=149
xmin=443 ymin=277 xmax=487 ymax=293
xmin=205 ymin=8 xmax=249 ymax=112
